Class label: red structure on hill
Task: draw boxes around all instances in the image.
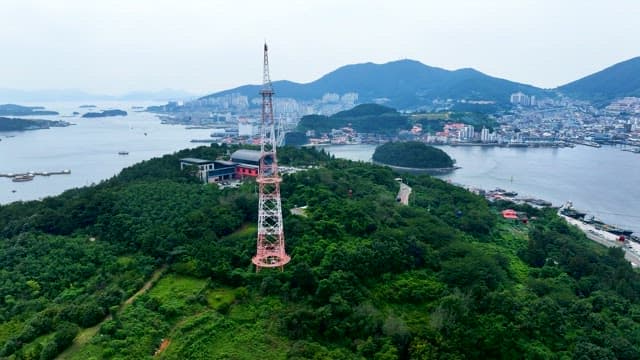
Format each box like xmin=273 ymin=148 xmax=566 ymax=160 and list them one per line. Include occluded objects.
xmin=252 ymin=43 xmax=291 ymax=271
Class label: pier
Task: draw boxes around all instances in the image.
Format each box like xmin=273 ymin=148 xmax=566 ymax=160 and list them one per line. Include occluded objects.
xmin=0 ymin=169 xmax=71 ymax=180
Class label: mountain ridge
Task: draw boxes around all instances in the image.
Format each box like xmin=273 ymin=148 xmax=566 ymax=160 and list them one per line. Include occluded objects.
xmin=201 ymin=59 xmax=548 ymax=108
xmin=557 ymin=56 xmax=640 ymax=104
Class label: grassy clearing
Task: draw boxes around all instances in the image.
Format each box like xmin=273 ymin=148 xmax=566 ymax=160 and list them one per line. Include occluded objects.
xmin=206 ymin=288 xmax=236 ymax=311
xmin=154 ymin=278 xmax=291 ymax=359
xmin=160 ymin=300 xmax=290 ymax=360
xmin=149 ymin=274 xmax=207 ymax=304
xmin=470 ymin=221 xmax=532 ymax=283
xmin=223 ymin=223 xmax=257 ymax=242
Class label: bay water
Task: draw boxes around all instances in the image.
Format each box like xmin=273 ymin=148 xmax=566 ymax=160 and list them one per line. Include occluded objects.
xmin=0 ymin=101 xmax=213 ymax=204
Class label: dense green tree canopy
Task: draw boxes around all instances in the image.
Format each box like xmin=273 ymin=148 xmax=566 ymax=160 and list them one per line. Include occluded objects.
xmin=373 ymin=141 xmax=454 ymax=168
xmin=297 ymin=104 xmax=409 ymax=135
xmin=1 ymin=144 xmax=640 ymax=359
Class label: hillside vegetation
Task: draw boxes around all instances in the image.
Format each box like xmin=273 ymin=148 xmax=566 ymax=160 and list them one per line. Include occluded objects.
xmin=373 ymin=141 xmax=455 ymax=169
xmin=297 ymin=103 xmax=409 ymax=135
xmin=1 ymin=145 xmax=640 ymax=359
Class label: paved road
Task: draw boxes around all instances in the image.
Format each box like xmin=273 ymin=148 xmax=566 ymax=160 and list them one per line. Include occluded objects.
xmin=559 ymin=213 xmax=640 ymax=267
xmin=397 ymin=182 xmax=412 ymax=205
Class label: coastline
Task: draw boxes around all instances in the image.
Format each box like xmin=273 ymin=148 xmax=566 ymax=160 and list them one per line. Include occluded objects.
xmin=372 ymin=160 xmax=460 ymax=174
xmin=558 ymin=209 xmax=640 ymax=267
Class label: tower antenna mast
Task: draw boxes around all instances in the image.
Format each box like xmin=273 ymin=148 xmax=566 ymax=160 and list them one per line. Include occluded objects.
xmin=252 ymin=43 xmax=290 ymax=271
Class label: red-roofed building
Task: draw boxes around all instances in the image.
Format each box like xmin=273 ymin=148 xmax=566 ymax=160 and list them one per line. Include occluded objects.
xmin=502 ymin=209 xmax=518 ymax=219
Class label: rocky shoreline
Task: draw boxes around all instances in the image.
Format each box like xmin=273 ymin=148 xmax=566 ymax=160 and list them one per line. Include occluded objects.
xmin=372 ymin=160 xmax=460 ymax=174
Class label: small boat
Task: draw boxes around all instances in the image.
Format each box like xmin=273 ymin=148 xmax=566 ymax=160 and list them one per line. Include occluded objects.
xmin=118 ymin=151 xmax=129 ymax=155
xmin=12 ymin=174 xmax=34 ymax=182
xmin=560 ymin=202 xmax=587 ymax=219
xmin=584 ymin=216 xmax=605 ymax=225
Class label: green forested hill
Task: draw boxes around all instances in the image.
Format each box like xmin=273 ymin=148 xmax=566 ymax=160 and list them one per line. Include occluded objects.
xmin=372 ymin=141 xmax=454 ymax=168
xmin=1 ymin=145 xmax=640 ymax=359
xmin=297 ymin=103 xmax=409 ymax=135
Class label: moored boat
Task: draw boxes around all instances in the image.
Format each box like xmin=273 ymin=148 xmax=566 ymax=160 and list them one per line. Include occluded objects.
xmin=560 ymin=202 xmax=587 ymax=219
xmin=12 ymin=174 xmax=34 ymax=182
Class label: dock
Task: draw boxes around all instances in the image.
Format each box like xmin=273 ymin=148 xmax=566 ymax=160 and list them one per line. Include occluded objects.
xmin=1 ymin=170 xmax=71 ymax=179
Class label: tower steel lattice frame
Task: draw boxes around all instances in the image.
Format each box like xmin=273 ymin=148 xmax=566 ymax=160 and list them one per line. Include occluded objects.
xmin=252 ymin=43 xmax=291 ymax=271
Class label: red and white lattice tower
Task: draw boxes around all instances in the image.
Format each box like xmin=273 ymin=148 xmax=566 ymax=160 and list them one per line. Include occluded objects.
xmin=252 ymin=43 xmax=291 ymax=271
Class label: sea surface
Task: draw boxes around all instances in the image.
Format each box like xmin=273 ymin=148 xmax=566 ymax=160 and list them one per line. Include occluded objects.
xmin=0 ymin=101 xmax=214 ymax=204
xmin=325 ymin=144 xmax=640 ymax=235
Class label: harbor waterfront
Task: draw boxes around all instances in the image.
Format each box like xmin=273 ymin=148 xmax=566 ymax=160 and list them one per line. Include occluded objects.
xmin=324 ymin=144 xmax=640 ymax=236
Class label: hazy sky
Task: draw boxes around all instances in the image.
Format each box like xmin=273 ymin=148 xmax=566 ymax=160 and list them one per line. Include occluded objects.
xmin=1 ymin=0 xmax=638 ymax=95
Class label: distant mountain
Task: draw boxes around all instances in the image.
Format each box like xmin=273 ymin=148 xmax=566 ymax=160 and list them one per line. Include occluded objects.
xmin=0 ymin=88 xmax=198 ymax=102
xmin=201 ymin=59 xmax=548 ymax=108
xmin=557 ymin=57 xmax=640 ymax=104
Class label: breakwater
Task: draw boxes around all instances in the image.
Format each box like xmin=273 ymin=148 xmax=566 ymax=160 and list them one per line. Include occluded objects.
xmin=0 ymin=169 xmax=71 ymax=178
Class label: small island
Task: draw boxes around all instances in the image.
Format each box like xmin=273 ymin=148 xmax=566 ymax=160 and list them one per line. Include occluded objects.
xmin=0 ymin=117 xmax=72 ymax=132
xmin=82 ymin=109 xmax=128 ymax=118
xmin=0 ymin=104 xmax=59 ymax=116
xmin=372 ymin=141 xmax=457 ymax=173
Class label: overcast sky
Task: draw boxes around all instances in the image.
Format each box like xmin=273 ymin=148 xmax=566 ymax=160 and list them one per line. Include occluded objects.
xmin=1 ymin=0 xmax=638 ymax=95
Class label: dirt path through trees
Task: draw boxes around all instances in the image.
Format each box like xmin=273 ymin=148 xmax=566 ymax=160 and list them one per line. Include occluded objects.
xmin=56 ymin=266 xmax=167 ymax=359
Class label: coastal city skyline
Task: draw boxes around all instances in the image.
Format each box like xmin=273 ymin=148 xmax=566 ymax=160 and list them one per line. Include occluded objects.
xmin=1 ymin=0 xmax=639 ymax=95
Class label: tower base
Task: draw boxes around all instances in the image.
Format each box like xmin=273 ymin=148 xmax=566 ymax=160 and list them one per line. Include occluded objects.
xmin=252 ymin=253 xmax=291 ymax=271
